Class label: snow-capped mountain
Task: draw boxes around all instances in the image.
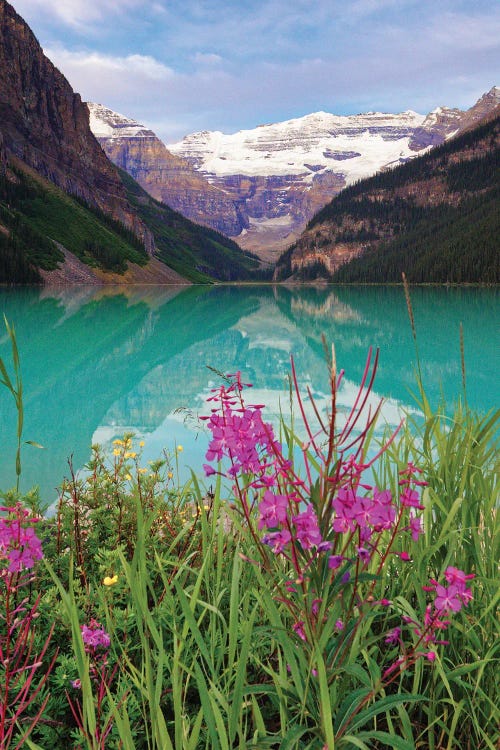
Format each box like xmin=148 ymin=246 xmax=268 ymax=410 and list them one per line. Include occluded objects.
xmin=167 ymin=110 xmax=427 ymax=181
xmin=167 ymin=94 xmax=498 ymax=257
xmin=89 ymin=89 xmax=499 ymax=261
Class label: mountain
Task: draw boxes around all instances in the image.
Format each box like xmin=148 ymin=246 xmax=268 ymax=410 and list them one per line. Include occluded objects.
xmin=274 ymin=110 xmax=500 ymax=283
xmin=0 ymin=0 xmax=260 ymax=284
xmin=118 ymin=168 xmax=261 ymax=282
xmin=167 ymin=91 xmax=500 ymax=260
xmin=0 ymin=0 xmax=153 ymax=255
xmin=88 ymin=103 xmax=245 ymax=237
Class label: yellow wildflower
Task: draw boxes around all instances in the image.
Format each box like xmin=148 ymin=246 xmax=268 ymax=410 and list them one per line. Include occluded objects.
xmin=125 ymin=473 xmax=132 ymax=481
xmin=103 ymin=575 xmax=119 ymax=586
xmin=177 ymin=445 xmax=183 ymax=452
xmin=138 ymin=467 xmax=147 ymax=474
xmin=113 ymin=439 xmax=124 ymax=446
xmin=139 ymin=440 xmax=145 ymax=447
xmin=113 ymin=448 xmax=121 ymax=456
xmin=167 ymin=471 xmax=173 ymax=479
xmin=124 ymin=451 xmax=137 ymax=459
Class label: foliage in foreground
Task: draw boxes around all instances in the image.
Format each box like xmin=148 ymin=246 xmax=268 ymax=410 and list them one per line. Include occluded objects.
xmin=0 ymin=320 xmax=498 ymax=749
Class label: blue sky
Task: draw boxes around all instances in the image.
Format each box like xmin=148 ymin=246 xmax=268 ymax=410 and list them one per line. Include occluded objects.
xmin=12 ymin=0 xmax=500 ymax=142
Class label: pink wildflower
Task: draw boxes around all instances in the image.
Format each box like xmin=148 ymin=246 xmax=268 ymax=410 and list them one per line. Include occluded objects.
xmin=258 ymin=490 xmax=288 ymax=530
xmin=331 ymin=487 xmax=359 ymax=533
xmin=262 ymin=528 xmax=292 ymax=554
xmin=292 ymin=505 xmax=322 ymax=549
xmin=434 ymin=584 xmax=464 ymax=613
xmin=385 ymin=627 xmax=401 ymax=644
xmin=328 ymin=554 xmax=344 ymax=569
xmin=81 ymin=620 xmax=111 ymax=652
xmin=409 ymin=511 xmax=424 ymax=541
xmin=400 ymin=487 xmax=424 ymax=510
xmin=293 ymin=621 xmax=306 ymax=641
xmin=0 ymin=505 xmax=44 ymax=572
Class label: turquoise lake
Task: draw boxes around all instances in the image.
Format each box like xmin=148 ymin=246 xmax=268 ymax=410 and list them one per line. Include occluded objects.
xmin=0 ymin=284 xmax=498 ymax=504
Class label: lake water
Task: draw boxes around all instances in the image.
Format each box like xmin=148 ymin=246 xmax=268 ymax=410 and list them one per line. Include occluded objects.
xmin=0 ymin=284 xmax=498 ymax=504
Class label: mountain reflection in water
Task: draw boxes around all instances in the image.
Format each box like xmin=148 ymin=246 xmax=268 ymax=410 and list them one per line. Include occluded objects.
xmin=0 ymin=284 xmax=498 ymax=503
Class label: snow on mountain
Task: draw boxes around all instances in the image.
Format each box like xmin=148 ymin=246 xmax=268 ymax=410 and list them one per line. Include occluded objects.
xmin=88 ymin=103 xmax=156 ymax=139
xmin=87 ymin=102 xmax=245 ymax=237
xmin=167 ymin=110 xmax=427 ymax=184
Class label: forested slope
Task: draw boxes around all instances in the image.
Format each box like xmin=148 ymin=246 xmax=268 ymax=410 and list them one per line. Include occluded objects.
xmin=275 ymin=113 xmax=499 ymax=283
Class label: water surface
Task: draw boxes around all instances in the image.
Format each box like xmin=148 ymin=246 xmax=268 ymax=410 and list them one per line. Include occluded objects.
xmin=0 ymin=284 xmax=498 ymax=503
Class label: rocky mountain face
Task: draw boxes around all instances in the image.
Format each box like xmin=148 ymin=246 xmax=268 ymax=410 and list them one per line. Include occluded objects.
xmin=88 ymin=103 xmax=244 ymax=237
xmin=0 ymin=0 xmax=153 ymax=253
xmin=275 ymin=110 xmax=499 ymax=283
xmin=0 ymin=130 xmax=6 ymax=177
xmin=167 ymin=110 xmax=428 ymax=259
xmin=87 ymin=105 xmax=268 ymax=254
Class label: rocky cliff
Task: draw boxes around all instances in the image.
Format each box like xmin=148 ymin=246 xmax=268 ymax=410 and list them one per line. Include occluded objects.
xmin=0 ymin=0 xmax=153 ymax=253
xmin=88 ymin=103 xmax=244 ymax=237
xmin=86 ymin=88 xmax=499 ymax=262
xmin=0 ymin=130 xmax=6 ymax=177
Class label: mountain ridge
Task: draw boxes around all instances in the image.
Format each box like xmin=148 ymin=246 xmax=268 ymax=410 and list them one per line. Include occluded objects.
xmin=0 ymin=0 xmax=155 ymax=255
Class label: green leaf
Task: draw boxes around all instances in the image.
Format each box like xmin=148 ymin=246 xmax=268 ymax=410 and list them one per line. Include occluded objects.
xmin=353 ymin=730 xmax=416 ymax=750
xmin=25 ymin=440 xmax=44 ymax=449
xmin=338 ymin=693 xmax=425 ymax=737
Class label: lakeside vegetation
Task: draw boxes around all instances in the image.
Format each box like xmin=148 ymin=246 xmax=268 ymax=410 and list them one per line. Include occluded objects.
xmin=0 ymin=160 xmax=266 ymax=284
xmin=0 ymin=314 xmax=498 ymax=749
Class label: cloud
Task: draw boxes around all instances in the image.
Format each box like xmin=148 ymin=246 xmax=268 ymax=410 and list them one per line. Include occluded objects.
xmin=46 ymin=47 xmax=174 ymax=87
xmin=428 ymin=11 xmax=500 ymax=51
xmin=18 ymin=0 xmax=498 ymax=142
xmin=192 ymin=52 xmax=224 ymax=67
xmin=14 ymin=0 xmax=143 ymax=29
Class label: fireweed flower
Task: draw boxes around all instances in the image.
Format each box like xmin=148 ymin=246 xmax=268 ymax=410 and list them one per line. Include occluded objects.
xmin=434 ymin=584 xmax=466 ymax=613
xmin=292 ymin=505 xmax=322 ymax=549
xmin=331 ymin=487 xmax=359 ymax=533
xmin=262 ymin=528 xmax=292 ymax=554
xmin=81 ymin=620 xmax=111 ymax=652
xmin=292 ymin=621 xmax=307 ymax=641
xmin=202 ymin=370 xmax=473 ymax=694
xmin=0 ymin=504 xmax=43 ymax=572
xmin=408 ymin=511 xmax=424 ymax=541
xmin=258 ymin=490 xmax=288 ymax=530
xmin=385 ymin=627 xmax=401 ymax=644
xmin=328 ymin=554 xmax=344 ymax=570
xmin=400 ymin=487 xmax=424 ymax=509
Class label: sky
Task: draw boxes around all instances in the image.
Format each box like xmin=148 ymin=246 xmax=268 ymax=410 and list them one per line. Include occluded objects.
xmin=11 ymin=0 xmax=500 ymax=143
